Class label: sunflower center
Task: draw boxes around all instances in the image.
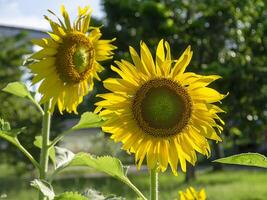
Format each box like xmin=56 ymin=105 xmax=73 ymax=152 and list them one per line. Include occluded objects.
xmin=55 ymin=32 xmax=95 ymax=83
xmin=73 ymin=48 xmax=89 ymax=73
xmin=132 ymin=78 xmax=192 ymax=137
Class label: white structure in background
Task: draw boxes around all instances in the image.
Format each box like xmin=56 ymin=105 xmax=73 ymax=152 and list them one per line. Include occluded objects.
xmin=0 ymin=24 xmax=47 ymax=39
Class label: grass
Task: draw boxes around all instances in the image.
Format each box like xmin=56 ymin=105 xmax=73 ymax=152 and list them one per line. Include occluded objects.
xmin=0 ymin=164 xmax=267 ymax=200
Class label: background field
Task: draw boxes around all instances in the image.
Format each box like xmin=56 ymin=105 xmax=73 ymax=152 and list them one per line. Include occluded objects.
xmin=1 ymin=164 xmax=267 ymax=200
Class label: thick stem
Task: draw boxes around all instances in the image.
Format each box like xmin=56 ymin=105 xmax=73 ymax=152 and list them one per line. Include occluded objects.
xmin=39 ymin=101 xmax=52 ymax=199
xmin=150 ymin=168 xmax=158 ymax=200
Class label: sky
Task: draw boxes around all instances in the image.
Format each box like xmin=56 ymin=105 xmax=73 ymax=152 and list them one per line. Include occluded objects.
xmin=0 ymin=0 xmax=104 ymax=31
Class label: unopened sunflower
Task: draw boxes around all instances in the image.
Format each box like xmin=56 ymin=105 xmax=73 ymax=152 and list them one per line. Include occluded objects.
xmin=179 ymin=187 xmax=206 ymax=200
xmin=29 ymin=5 xmax=116 ymax=113
xmin=96 ymin=40 xmax=226 ymax=175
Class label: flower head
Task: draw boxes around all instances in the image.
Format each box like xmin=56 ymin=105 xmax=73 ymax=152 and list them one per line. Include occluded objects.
xmin=29 ymin=5 xmax=116 ymax=113
xmin=179 ymin=187 xmax=206 ymax=200
xmin=96 ymin=40 xmax=226 ymax=175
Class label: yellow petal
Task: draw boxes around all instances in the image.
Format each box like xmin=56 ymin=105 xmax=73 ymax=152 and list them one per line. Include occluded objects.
xmin=140 ymin=41 xmax=157 ymax=77
xmin=171 ymin=45 xmax=193 ymax=77
xmin=30 ymin=47 xmax=57 ymax=59
xmin=129 ymin=46 xmax=148 ymax=75
xmin=156 ymin=39 xmax=165 ymax=69
xmin=60 ymin=5 xmax=71 ymax=30
xmin=190 ymin=87 xmax=226 ymax=103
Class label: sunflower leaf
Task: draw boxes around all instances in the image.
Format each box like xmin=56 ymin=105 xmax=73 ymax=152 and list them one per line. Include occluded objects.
xmin=2 ymin=81 xmax=33 ymax=98
xmin=83 ymin=188 xmax=125 ymax=200
xmin=55 ymin=191 xmax=88 ymax=200
xmin=51 ymin=151 xmax=145 ymax=199
xmin=69 ymin=153 xmax=127 ymax=180
xmin=72 ymin=112 xmax=104 ymax=130
xmin=2 ymin=82 xmax=44 ymax=114
xmin=55 ymin=146 xmax=75 ymax=169
xmin=53 ymin=152 xmax=129 ymax=185
xmin=30 ymin=179 xmax=55 ymax=200
xmin=213 ymin=153 xmax=267 ymax=168
xmin=0 ymin=118 xmax=25 ymax=145
xmin=54 ymin=152 xmax=127 ymax=181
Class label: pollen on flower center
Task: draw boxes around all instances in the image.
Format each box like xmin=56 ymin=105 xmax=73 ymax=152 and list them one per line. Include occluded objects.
xmin=132 ymin=78 xmax=192 ymax=137
xmin=55 ymin=32 xmax=95 ymax=83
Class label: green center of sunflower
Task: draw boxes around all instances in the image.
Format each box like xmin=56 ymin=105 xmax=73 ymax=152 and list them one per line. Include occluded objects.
xmin=55 ymin=32 xmax=95 ymax=83
xmin=132 ymin=78 xmax=192 ymax=137
xmin=73 ymin=48 xmax=89 ymax=73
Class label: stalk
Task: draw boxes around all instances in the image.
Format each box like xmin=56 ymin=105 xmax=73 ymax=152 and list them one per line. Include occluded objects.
xmin=150 ymin=167 xmax=158 ymax=200
xmin=39 ymin=101 xmax=52 ymax=199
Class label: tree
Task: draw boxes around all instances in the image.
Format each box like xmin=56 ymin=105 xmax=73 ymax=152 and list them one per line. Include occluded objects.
xmin=0 ymin=32 xmax=42 ymax=173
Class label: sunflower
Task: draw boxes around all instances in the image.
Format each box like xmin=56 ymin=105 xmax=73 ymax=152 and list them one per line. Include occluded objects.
xmin=178 ymin=187 xmax=206 ymax=200
xmin=96 ymin=40 xmax=226 ymax=175
xmin=29 ymin=5 xmax=116 ymax=113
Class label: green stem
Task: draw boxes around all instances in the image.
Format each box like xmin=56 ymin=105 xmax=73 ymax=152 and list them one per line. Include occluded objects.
xmin=15 ymin=138 xmax=40 ymax=169
xmin=49 ymin=129 xmax=73 ymax=148
xmin=39 ymin=101 xmax=52 ymax=200
xmin=150 ymin=168 xmax=158 ymax=200
xmin=31 ymin=97 xmax=45 ymax=116
xmin=122 ymin=178 xmax=147 ymax=200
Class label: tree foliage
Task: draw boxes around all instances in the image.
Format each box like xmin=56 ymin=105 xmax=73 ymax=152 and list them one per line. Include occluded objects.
xmin=0 ymin=32 xmax=41 ymax=170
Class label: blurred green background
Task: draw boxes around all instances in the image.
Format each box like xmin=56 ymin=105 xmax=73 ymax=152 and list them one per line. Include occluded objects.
xmin=0 ymin=0 xmax=267 ymax=199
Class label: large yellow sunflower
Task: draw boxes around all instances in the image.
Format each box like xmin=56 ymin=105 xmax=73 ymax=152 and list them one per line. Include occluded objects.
xmin=96 ymin=40 xmax=226 ymax=175
xmin=29 ymin=5 xmax=116 ymax=113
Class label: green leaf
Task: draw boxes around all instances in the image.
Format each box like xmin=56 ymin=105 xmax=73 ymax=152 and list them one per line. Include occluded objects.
xmin=72 ymin=112 xmax=104 ymax=130
xmin=0 ymin=119 xmax=11 ymax=131
xmin=53 ymin=152 xmax=129 ymax=184
xmin=0 ymin=118 xmax=39 ymax=168
xmin=83 ymin=188 xmax=125 ymax=200
xmin=214 ymin=153 xmax=267 ymax=168
xmin=2 ymin=82 xmax=44 ymax=115
xmin=229 ymin=127 xmax=242 ymax=136
xmin=55 ymin=147 xmax=75 ymax=169
xmin=2 ymin=81 xmax=32 ymax=98
xmin=55 ymin=192 xmax=88 ymax=200
xmin=69 ymin=153 xmax=128 ymax=181
xmin=31 ymin=179 xmax=55 ymax=200
xmin=51 ymin=150 xmax=146 ymax=200
xmin=34 ymin=136 xmax=56 ymax=167
xmin=0 ymin=118 xmax=24 ymax=146
xmin=0 ymin=118 xmax=25 ymax=138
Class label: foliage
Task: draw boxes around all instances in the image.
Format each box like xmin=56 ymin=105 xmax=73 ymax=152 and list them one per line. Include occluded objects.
xmin=31 ymin=179 xmax=89 ymax=200
xmin=0 ymin=32 xmax=41 ymax=169
xmin=214 ymin=153 xmax=267 ymax=168
xmin=55 ymin=192 xmax=88 ymax=200
xmin=31 ymin=179 xmax=55 ymax=200
xmin=72 ymin=112 xmax=104 ymax=130
xmin=83 ymin=188 xmax=125 ymax=200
